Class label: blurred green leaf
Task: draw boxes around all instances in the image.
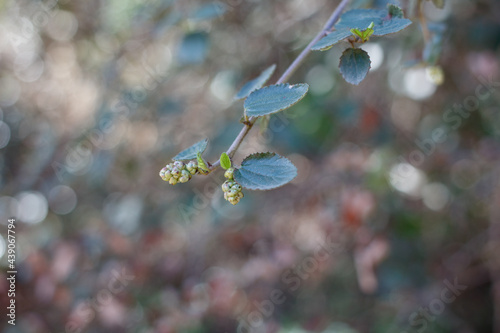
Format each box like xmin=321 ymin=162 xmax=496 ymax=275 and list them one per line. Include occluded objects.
xmin=244 ymin=83 xmax=309 ymax=118
xmin=339 ymin=48 xmax=371 ymax=85
xmin=177 ymin=32 xmax=209 ymax=64
xmin=234 ymin=152 xmax=297 ymax=190
xmin=235 ymin=64 xmax=276 ymax=100
xmin=394 ymin=213 xmax=422 ymax=238
xmin=423 ymin=23 xmax=446 ymax=64
xmin=172 ymin=139 xmax=208 ymax=161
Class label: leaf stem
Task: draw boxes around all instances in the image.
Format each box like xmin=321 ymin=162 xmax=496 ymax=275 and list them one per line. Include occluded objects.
xmin=417 ymin=0 xmax=430 ymax=43
xmin=209 ymin=0 xmax=351 ymax=171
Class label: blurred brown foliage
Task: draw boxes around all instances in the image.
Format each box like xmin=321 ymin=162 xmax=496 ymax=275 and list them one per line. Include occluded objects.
xmin=0 ymin=0 xmax=500 ymax=332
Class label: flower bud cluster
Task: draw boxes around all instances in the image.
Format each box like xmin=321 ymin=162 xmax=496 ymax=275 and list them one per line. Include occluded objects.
xmin=221 ymin=168 xmax=243 ymax=205
xmin=160 ymin=161 xmax=198 ymax=185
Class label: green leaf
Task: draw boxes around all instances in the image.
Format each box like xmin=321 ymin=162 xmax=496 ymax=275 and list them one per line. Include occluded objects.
xmin=312 ymin=29 xmax=352 ymax=51
xmin=234 ymin=64 xmax=276 ymax=100
xmin=351 ymin=28 xmax=362 ymax=37
xmin=313 ymin=8 xmax=412 ymax=51
xmin=233 ymin=152 xmax=297 ymax=190
xmin=197 ymin=152 xmax=209 ymax=172
xmin=336 ymin=9 xmax=387 ymax=30
xmin=372 ymin=17 xmax=412 ymax=36
xmin=173 ymin=139 xmax=208 ymax=161
xmin=220 ymin=152 xmax=231 ymax=170
xmin=365 ymin=27 xmax=375 ymax=40
xmin=339 ymin=48 xmax=371 ymax=85
xmin=350 ymin=22 xmax=375 ymax=42
xmin=388 ymin=4 xmax=404 ymax=18
xmin=244 ymin=83 xmax=309 ymax=118
xmin=423 ymin=24 xmax=446 ymax=65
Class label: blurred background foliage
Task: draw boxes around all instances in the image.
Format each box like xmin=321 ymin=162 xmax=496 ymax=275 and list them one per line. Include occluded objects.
xmin=0 ymin=0 xmax=499 ymax=332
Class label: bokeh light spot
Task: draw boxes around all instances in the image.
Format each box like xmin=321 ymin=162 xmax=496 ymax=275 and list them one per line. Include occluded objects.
xmin=15 ymin=58 xmax=45 ymax=82
xmin=389 ymin=163 xmax=426 ymax=197
xmin=451 ymin=159 xmax=481 ymax=189
xmin=0 ymin=196 xmax=19 ymax=223
xmin=16 ymin=191 xmax=49 ymax=224
xmin=46 ymin=10 xmax=79 ymax=42
xmin=0 ymin=235 xmax=5 ymax=259
xmin=48 ymin=185 xmax=78 ymax=215
xmin=390 ymin=99 xmax=421 ymax=132
xmin=360 ymin=43 xmax=384 ymax=71
xmin=104 ymin=194 xmax=143 ymax=235
xmin=421 ymin=183 xmax=450 ymax=211
xmin=404 ymin=68 xmax=437 ymax=100
xmin=0 ymin=76 xmax=21 ymax=107
xmin=210 ymin=70 xmax=236 ymax=102
xmin=0 ymin=121 xmax=11 ymax=149
xmin=306 ymin=65 xmax=335 ymax=95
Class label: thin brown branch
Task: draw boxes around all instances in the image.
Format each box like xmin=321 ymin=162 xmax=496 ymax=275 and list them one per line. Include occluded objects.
xmin=418 ymin=0 xmax=431 ymax=43
xmin=209 ymin=0 xmax=351 ymax=171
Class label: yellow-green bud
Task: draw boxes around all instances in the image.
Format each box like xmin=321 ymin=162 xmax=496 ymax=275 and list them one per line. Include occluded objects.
xmin=222 ymin=182 xmax=231 ymax=192
xmin=171 ymin=167 xmax=181 ymax=178
xmin=224 ymin=168 xmax=234 ymax=180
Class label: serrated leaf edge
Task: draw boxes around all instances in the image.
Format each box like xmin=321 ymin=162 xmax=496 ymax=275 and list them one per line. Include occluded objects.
xmin=387 ymin=4 xmax=404 ymax=19
xmin=234 ymin=64 xmax=277 ymax=101
xmin=312 ymin=29 xmax=352 ymax=51
xmin=339 ymin=48 xmax=372 ymax=85
xmin=234 ymin=152 xmax=297 ymax=191
xmin=172 ymin=138 xmax=209 ymax=161
xmin=372 ymin=18 xmax=412 ymax=37
xmin=244 ymin=83 xmax=309 ymax=118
